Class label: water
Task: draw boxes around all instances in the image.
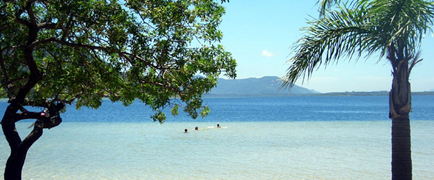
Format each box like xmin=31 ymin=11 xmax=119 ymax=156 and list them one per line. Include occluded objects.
xmin=60 ymin=95 xmax=432 ymax=122
xmin=1 ymin=95 xmax=433 ymax=179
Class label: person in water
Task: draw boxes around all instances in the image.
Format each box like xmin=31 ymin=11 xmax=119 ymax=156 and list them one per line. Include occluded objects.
xmin=195 ymin=127 xmax=199 ymax=131
xmin=184 ymin=129 xmax=188 ymax=133
xmin=217 ymin=124 xmax=221 ymax=128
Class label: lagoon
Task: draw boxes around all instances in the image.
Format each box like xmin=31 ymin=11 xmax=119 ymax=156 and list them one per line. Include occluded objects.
xmin=1 ymin=95 xmax=433 ymax=179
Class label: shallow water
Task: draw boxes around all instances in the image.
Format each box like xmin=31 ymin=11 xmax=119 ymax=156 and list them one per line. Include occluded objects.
xmin=1 ymin=120 xmax=433 ymax=180
xmin=1 ymin=95 xmax=433 ymax=179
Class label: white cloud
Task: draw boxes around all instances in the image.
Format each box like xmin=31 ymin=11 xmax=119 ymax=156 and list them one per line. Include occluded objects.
xmin=261 ymin=50 xmax=275 ymax=57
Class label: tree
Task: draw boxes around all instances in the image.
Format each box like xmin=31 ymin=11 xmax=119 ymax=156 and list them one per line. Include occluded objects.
xmin=283 ymin=0 xmax=433 ymax=179
xmin=0 ymin=0 xmax=236 ymax=179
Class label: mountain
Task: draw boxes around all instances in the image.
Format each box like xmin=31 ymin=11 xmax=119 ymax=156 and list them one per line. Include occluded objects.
xmin=206 ymin=76 xmax=318 ymax=96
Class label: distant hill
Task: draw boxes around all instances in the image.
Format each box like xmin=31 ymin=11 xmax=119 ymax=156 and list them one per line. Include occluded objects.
xmin=206 ymin=76 xmax=318 ymax=96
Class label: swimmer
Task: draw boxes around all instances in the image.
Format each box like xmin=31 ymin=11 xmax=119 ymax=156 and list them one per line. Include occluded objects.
xmin=184 ymin=129 xmax=188 ymax=133
xmin=217 ymin=124 xmax=221 ymax=128
xmin=195 ymin=126 xmax=199 ymax=131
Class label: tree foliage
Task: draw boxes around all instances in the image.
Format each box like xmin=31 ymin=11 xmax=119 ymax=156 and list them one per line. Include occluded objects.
xmin=0 ymin=0 xmax=236 ymax=122
xmin=1 ymin=1 xmax=235 ymax=179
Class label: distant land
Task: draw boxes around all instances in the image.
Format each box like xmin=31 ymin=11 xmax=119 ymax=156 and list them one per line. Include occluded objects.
xmin=205 ymin=76 xmax=434 ymax=97
xmin=205 ymin=76 xmax=318 ymax=96
xmin=323 ymin=91 xmax=434 ymax=96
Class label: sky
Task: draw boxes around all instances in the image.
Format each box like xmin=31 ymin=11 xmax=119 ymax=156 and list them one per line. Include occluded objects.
xmin=217 ymin=0 xmax=434 ymax=93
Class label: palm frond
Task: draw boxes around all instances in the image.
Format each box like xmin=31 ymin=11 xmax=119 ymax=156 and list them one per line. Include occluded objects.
xmin=368 ymin=0 xmax=434 ymax=56
xmin=409 ymin=51 xmax=423 ymax=74
xmin=318 ymin=0 xmax=342 ymax=16
xmin=283 ymin=5 xmax=374 ymax=87
xmin=284 ymin=0 xmax=434 ymax=88
xmin=318 ymin=0 xmax=366 ymax=16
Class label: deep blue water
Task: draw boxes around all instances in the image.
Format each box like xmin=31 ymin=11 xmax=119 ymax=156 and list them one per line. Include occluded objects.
xmin=2 ymin=95 xmax=433 ymax=122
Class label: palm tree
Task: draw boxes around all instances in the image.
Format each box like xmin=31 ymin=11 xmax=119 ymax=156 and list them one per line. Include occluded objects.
xmin=283 ymin=0 xmax=434 ymax=179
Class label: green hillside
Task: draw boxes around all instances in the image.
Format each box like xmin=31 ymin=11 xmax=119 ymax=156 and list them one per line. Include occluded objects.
xmin=206 ymin=76 xmax=318 ymax=96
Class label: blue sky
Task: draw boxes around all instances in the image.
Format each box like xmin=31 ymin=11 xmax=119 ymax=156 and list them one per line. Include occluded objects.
xmin=218 ymin=1 xmax=434 ymax=93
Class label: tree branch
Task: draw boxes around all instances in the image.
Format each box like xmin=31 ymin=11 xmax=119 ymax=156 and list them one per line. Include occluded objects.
xmin=24 ymin=0 xmax=38 ymax=25
xmin=119 ymin=51 xmax=158 ymax=69
xmin=53 ymin=39 xmax=106 ymax=51
xmin=19 ymin=119 xmax=43 ymax=155
xmin=61 ymin=13 xmax=75 ymax=41
xmin=27 ymin=37 xmax=56 ymax=49
xmin=0 ymin=12 xmax=29 ymax=29
xmin=0 ymin=41 xmax=10 ymax=84
xmin=15 ymin=112 xmax=41 ymax=122
xmin=37 ymin=22 xmax=58 ymax=30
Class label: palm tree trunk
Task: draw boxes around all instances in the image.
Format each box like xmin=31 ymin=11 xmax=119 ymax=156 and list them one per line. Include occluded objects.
xmin=389 ymin=56 xmax=412 ymax=180
xmin=391 ymin=116 xmax=411 ymax=180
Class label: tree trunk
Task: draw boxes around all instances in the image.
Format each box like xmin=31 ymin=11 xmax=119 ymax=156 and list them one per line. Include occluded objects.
xmin=1 ymin=8 xmax=46 ymax=179
xmin=2 ymin=103 xmax=45 ymax=180
xmin=391 ymin=116 xmax=411 ymax=180
xmin=389 ymin=58 xmax=412 ymax=180
xmin=4 ymin=150 xmax=28 ymax=180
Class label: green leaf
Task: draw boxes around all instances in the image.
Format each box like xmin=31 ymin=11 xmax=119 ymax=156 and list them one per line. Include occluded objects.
xmin=171 ymin=104 xmax=179 ymax=116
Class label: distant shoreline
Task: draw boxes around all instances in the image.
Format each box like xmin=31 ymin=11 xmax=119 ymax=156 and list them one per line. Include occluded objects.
xmin=204 ymin=91 xmax=434 ymax=97
xmin=1 ymin=91 xmax=433 ymax=102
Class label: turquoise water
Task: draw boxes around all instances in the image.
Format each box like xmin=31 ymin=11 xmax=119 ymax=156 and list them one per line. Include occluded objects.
xmin=1 ymin=95 xmax=434 ymax=179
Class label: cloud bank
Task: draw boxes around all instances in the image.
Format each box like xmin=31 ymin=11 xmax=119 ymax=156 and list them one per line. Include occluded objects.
xmin=261 ymin=50 xmax=275 ymax=57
